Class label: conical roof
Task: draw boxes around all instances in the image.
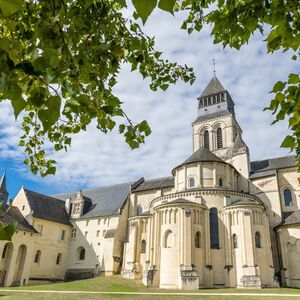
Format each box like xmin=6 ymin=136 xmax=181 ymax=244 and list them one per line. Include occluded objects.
xmin=0 ymin=173 xmax=6 ymax=192
xmin=172 ymin=147 xmax=224 ymax=174
xmin=200 ymin=76 xmax=225 ymax=97
xmin=225 ymin=133 xmax=248 ymax=159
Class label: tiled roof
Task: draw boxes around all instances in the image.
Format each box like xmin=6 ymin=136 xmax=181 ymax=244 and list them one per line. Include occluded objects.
xmin=172 ymin=147 xmax=223 ymax=175
xmin=2 ymin=206 xmax=37 ymax=233
xmin=193 ymin=111 xmax=232 ymax=124
xmin=199 ymin=76 xmax=226 ymax=98
xmin=133 ymin=177 xmax=174 ymax=192
xmin=250 ymin=155 xmax=297 ymax=179
xmin=24 ymin=189 xmax=70 ymax=225
xmin=282 ymin=210 xmax=300 ymax=225
xmin=55 ymin=182 xmax=132 ymax=218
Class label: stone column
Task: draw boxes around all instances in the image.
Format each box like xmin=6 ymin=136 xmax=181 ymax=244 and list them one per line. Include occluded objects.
xmin=239 ymin=209 xmax=261 ymax=288
xmin=213 ymin=163 xmax=217 ymax=187
xmin=204 ymin=209 xmax=213 ymax=288
xmin=224 ymin=211 xmax=233 ymax=287
xmin=278 ymin=229 xmax=289 ymax=285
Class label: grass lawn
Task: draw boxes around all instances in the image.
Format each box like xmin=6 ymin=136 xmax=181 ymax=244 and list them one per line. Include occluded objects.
xmin=0 ymin=275 xmax=299 ymax=299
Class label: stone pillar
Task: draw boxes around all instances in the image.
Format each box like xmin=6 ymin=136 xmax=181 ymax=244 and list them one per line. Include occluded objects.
xmin=179 ymin=208 xmax=199 ymax=290
xmin=213 ymin=163 xmax=217 ymax=187
xmin=278 ymin=229 xmax=289 ymax=286
xmin=4 ymin=247 xmax=18 ymax=287
xmin=224 ymin=211 xmax=233 ymax=287
xmin=204 ymin=209 xmax=213 ymax=288
xmin=239 ymin=209 xmax=261 ymax=288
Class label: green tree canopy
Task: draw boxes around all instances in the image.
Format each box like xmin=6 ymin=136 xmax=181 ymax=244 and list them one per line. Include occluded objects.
xmin=0 ymin=0 xmax=299 ymax=176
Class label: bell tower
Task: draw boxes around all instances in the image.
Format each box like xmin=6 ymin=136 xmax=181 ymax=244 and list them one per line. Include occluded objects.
xmin=192 ymin=76 xmax=250 ymax=191
xmin=0 ymin=173 xmax=8 ymax=206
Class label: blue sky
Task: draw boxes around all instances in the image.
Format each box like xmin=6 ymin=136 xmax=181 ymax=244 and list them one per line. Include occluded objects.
xmin=0 ymin=9 xmax=298 ymax=199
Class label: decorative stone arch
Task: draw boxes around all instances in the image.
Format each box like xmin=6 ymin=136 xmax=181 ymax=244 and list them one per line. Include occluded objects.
xmin=198 ymin=125 xmax=211 ymax=149
xmin=163 ymin=230 xmax=174 ymax=248
xmin=281 ymin=186 xmax=294 ymax=207
xmin=77 ymin=246 xmax=86 ymax=261
xmin=13 ymin=244 xmax=27 ymax=285
xmin=212 ymin=121 xmax=226 ymax=149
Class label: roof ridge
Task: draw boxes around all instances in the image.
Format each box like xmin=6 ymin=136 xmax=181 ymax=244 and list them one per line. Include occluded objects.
xmin=24 ymin=188 xmax=65 ymax=203
xmin=251 ymin=154 xmax=296 ymax=164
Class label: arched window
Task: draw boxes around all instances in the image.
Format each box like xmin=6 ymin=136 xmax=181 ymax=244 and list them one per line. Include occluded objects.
xmin=255 ymin=232 xmax=261 ymax=248
xmin=219 ymin=178 xmax=223 ymax=187
xmin=204 ymin=130 xmax=209 ymax=149
xmin=283 ymin=188 xmax=293 ymax=206
xmin=204 ymin=98 xmax=207 ymax=106
xmin=77 ymin=247 xmax=85 ymax=260
xmin=189 ymin=177 xmax=195 ymax=188
xmin=164 ymin=230 xmax=174 ymax=248
xmin=233 ymin=234 xmax=238 ymax=249
xmin=195 ymin=231 xmax=201 ymax=248
xmin=141 ymin=240 xmax=146 ymax=254
xmin=2 ymin=243 xmax=8 ymax=259
xmin=136 ymin=206 xmax=142 ymax=215
xmin=209 ymin=208 xmax=219 ymax=249
xmin=56 ymin=253 xmax=62 ymax=265
xmin=34 ymin=250 xmax=41 ymax=263
xmin=216 ymin=127 xmax=223 ymax=149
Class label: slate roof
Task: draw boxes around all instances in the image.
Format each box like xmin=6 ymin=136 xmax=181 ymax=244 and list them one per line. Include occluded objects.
xmin=55 ymin=182 xmax=132 ymax=218
xmin=24 ymin=189 xmax=70 ymax=226
xmin=193 ymin=110 xmax=232 ymax=124
xmin=282 ymin=210 xmax=300 ymax=226
xmin=2 ymin=206 xmax=37 ymax=233
xmin=133 ymin=177 xmax=174 ymax=192
xmin=199 ymin=76 xmax=226 ymax=98
xmin=172 ymin=147 xmax=223 ymax=175
xmin=225 ymin=133 xmax=249 ymax=159
xmin=250 ymin=155 xmax=297 ymax=179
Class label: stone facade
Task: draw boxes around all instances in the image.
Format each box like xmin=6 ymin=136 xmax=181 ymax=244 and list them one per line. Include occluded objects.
xmin=0 ymin=76 xmax=299 ymax=289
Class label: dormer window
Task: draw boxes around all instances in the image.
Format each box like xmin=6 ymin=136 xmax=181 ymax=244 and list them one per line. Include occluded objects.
xmin=189 ymin=177 xmax=195 ymax=188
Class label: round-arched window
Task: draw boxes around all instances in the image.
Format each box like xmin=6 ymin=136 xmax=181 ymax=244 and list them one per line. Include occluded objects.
xmin=216 ymin=127 xmax=223 ymax=149
xmin=164 ymin=230 xmax=174 ymax=248
xmin=189 ymin=177 xmax=195 ymax=188
xmin=283 ymin=188 xmax=293 ymax=206
xmin=233 ymin=234 xmax=238 ymax=249
xmin=77 ymin=247 xmax=86 ymax=260
xmin=255 ymin=232 xmax=261 ymax=248
xmin=195 ymin=231 xmax=201 ymax=248
xmin=204 ymin=130 xmax=209 ymax=149
xmin=136 ymin=206 xmax=143 ymax=215
xmin=219 ymin=178 xmax=223 ymax=187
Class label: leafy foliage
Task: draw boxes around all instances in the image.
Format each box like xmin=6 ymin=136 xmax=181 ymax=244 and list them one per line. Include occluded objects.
xmin=0 ymin=0 xmax=195 ymax=176
xmin=131 ymin=0 xmax=300 ymax=163
xmin=0 ymin=203 xmax=17 ymax=241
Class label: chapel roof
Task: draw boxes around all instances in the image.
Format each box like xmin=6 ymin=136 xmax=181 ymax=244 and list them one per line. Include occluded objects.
xmin=282 ymin=210 xmax=300 ymax=226
xmin=132 ymin=176 xmax=174 ymax=192
xmin=172 ymin=147 xmax=224 ymax=175
xmin=199 ymin=76 xmax=226 ymax=98
xmin=55 ymin=182 xmax=132 ymax=218
xmin=1 ymin=206 xmax=37 ymax=233
xmin=24 ymin=189 xmax=71 ymax=226
xmin=249 ymin=155 xmax=297 ymax=179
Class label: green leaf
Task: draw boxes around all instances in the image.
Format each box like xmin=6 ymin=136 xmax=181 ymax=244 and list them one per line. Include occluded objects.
xmin=132 ymin=0 xmax=157 ymax=24
xmin=38 ymin=96 xmax=61 ymax=131
xmin=11 ymin=97 xmax=26 ymax=119
xmin=0 ymin=0 xmax=24 ymax=17
xmin=158 ymin=0 xmax=176 ymax=13
xmin=0 ymin=221 xmax=17 ymax=241
xmin=288 ymin=73 xmax=299 ymax=84
xmin=281 ymin=135 xmax=295 ymax=149
xmin=272 ymin=81 xmax=285 ymax=93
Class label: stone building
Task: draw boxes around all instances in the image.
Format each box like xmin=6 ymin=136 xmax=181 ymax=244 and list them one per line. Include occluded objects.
xmin=0 ymin=76 xmax=299 ymax=289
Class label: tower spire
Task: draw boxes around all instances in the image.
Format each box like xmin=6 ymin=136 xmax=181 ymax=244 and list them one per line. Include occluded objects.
xmin=0 ymin=172 xmax=8 ymax=205
xmin=213 ymin=58 xmax=216 ymax=77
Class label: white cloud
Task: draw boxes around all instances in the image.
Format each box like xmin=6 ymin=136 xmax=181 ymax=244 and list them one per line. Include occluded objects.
xmin=0 ymin=8 xmax=296 ymax=192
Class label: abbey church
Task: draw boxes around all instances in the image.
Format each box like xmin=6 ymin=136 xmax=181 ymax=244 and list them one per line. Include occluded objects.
xmin=0 ymin=76 xmax=299 ymax=289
